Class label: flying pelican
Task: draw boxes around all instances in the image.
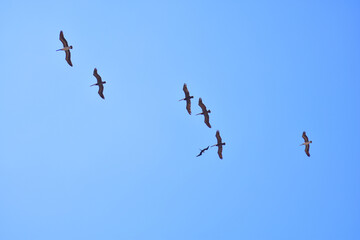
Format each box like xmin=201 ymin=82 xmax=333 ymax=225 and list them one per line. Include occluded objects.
xmin=300 ymin=131 xmax=312 ymax=157
xmin=196 ymin=98 xmax=211 ymax=128
xmin=196 ymin=146 xmax=209 ymax=157
xmin=57 ymin=31 xmax=73 ymax=67
xmin=90 ymin=68 xmax=106 ymax=99
xmin=211 ymin=130 xmax=225 ymax=159
xmin=179 ymin=83 xmax=194 ymax=115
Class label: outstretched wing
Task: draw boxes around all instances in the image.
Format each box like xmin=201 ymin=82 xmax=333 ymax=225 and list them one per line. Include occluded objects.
xmin=183 ymin=84 xmax=190 ymax=98
xmin=65 ymin=50 xmax=73 ymax=67
xmin=217 ymin=145 xmax=223 ymax=159
xmin=93 ymin=68 xmax=102 ymax=84
xmin=305 ymin=144 xmax=310 ymax=157
xmin=204 ymin=112 xmax=211 ymax=128
xmin=302 ymin=131 xmax=309 ymax=142
xmin=98 ymin=84 xmax=105 ymax=99
xmin=186 ymin=99 xmax=191 ymax=115
xmin=216 ymin=131 xmax=222 ymax=145
xmin=59 ymin=31 xmax=69 ymax=47
xmin=198 ymin=98 xmax=207 ymax=113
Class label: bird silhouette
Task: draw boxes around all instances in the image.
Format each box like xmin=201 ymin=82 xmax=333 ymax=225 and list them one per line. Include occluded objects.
xmin=300 ymin=131 xmax=312 ymax=157
xmin=196 ymin=146 xmax=209 ymax=157
xmin=90 ymin=68 xmax=106 ymax=99
xmin=196 ymin=98 xmax=211 ymax=128
xmin=179 ymin=83 xmax=194 ymax=115
xmin=211 ymin=130 xmax=225 ymax=159
xmin=57 ymin=31 xmax=73 ymax=67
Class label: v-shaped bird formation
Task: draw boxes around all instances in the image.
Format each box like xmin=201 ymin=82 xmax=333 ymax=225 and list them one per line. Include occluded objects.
xmin=56 ymin=30 xmax=313 ymax=160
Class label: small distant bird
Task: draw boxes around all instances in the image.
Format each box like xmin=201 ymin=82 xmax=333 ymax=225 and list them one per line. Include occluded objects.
xmin=57 ymin=31 xmax=73 ymax=67
xmin=90 ymin=68 xmax=106 ymax=99
xmin=179 ymin=83 xmax=194 ymax=115
xmin=211 ymin=130 xmax=226 ymax=159
xmin=196 ymin=146 xmax=209 ymax=157
xmin=300 ymin=131 xmax=312 ymax=157
xmin=196 ymin=98 xmax=211 ymax=128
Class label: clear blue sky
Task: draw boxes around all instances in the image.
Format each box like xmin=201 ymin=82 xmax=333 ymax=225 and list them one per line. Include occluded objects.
xmin=1 ymin=1 xmax=360 ymax=239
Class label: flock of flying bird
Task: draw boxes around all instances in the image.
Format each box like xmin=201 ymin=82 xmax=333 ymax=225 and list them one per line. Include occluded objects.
xmin=57 ymin=30 xmax=312 ymax=159
xmin=179 ymin=83 xmax=226 ymax=159
xmin=57 ymin=31 xmax=106 ymax=99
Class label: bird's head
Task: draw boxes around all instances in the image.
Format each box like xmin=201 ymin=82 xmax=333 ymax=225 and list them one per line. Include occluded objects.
xmin=102 ymin=81 xmax=107 ymax=84
xmin=190 ymin=96 xmax=194 ymax=99
xmin=208 ymin=110 xmax=211 ymax=113
xmin=223 ymin=142 xmax=226 ymax=145
xmin=70 ymin=46 xmax=73 ymax=49
xmin=309 ymin=141 xmax=312 ymax=143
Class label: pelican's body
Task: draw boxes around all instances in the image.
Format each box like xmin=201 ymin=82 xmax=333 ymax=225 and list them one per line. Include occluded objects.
xmin=57 ymin=46 xmax=73 ymax=51
xmin=57 ymin=31 xmax=73 ymax=67
xmin=211 ymin=130 xmax=225 ymax=159
xmin=179 ymin=83 xmax=193 ymax=115
xmin=196 ymin=98 xmax=211 ymax=128
xmin=91 ymin=68 xmax=106 ymax=99
xmin=300 ymin=131 xmax=312 ymax=157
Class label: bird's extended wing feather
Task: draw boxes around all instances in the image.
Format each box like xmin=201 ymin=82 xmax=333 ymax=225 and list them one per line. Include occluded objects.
xmin=93 ymin=68 xmax=102 ymax=84
xmin=186 ymin=99 xmax=191 ymax=115
xmin=59 ymin=31 xmax=69 ymax=47
xmin=198 ymin=98 xmax=207 ymax=113
xmin=183 ymin=84 xmax=190 ymax=98
xmin=204 ymin=113 xmax=211 ymax=128
xmin=216 ymin=131 xmax=222 ymax=145
xmin=305 ymin=144 xmax=310 ymax=157
xmin=217 ymin=145 xmax=223 ymax=159
xmin=65 ymin=50 xmax=73 ymax=67
xmin=302 ymin=131 xmax=309 ymax=142
xmin=98 ymin=84 xmax=105 ymax=99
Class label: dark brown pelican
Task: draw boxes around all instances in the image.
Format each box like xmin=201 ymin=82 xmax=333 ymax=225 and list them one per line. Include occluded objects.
xmin=90 ymin=68 xmax=106 ymax=99
xmin=179 ymin=83 xmax=194 ymax=115
xmin=211 ymin=130 xmax=225 ymax=159
xmin=300 ymin=131 xmax=312 ymax=157
xmin=57 ymin=31 xmax=73 ymax=67
xmin=196 ymin=146 xmax=209 ymax=157
xmin=196 ymin=98 xmax=211 ymax=128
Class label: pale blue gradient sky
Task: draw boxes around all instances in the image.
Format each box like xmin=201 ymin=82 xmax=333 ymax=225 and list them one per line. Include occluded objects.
xmin=1 ymin=1 xmax=360 ymax=239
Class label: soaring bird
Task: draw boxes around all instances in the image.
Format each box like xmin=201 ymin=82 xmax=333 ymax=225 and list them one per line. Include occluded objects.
xmin=211 ymin=130 xmax=225 ymax=159
xmin=196 ymin=98 xmax=211 ymax=128
xmin=179 ymin=83 xmax=194 ymax=115
xmin=90 ymin=68 xmax=106 ymax=99
xmin=196 ymin=146 xmax=209 ymax=157
xmin=300 ymin=131 xmax=312 ymax=157
xmin=57 ymin=31 xmax=73 ymax=67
